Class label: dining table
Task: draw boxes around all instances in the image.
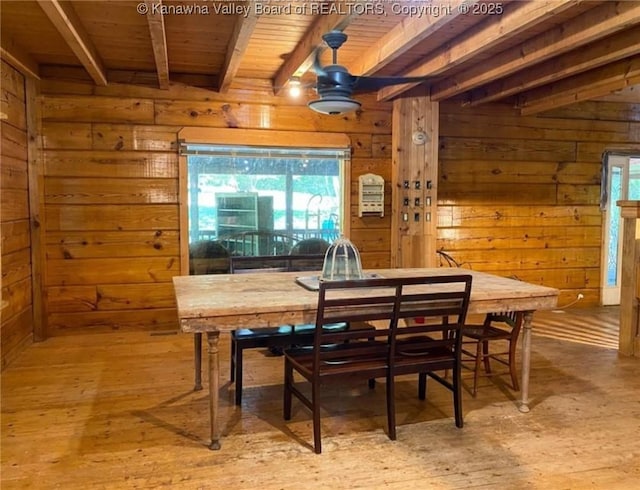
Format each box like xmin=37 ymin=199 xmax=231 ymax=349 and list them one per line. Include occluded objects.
xmin=172 ymin=267 xmax=559 ymax=450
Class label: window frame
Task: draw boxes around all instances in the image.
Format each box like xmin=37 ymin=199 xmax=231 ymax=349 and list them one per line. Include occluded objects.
xmin=178 ymin=127 xmax=352 ymax=274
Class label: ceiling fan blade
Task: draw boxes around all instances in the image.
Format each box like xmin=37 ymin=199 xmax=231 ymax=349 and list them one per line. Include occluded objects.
xmin=311 ymin=48 xmax=327 ymax=78
xmin=351 ymin=76 xmax=429 ymax=94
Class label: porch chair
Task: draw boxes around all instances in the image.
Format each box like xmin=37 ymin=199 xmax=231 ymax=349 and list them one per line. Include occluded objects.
xmin=289 ymin=237 xmax=331 ymax=255
xmin=461 ymin=311 xmax=524 ymax=396
xmin=220 ymin=230 xmax=295 ymax=256
xmin=188 ymin=240 xmax=230 ymax=275
xmin=283 ymin=274 xmax=472 ymax=454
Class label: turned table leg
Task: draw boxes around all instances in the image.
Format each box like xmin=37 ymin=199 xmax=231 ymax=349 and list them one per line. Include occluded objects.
xmin=519 ymin=310 xmax=534 ymax=413
xmin=194 ymin=333 xmax=203 ymax=391
xmin=206 ymin=331 xmax=221 ymax=450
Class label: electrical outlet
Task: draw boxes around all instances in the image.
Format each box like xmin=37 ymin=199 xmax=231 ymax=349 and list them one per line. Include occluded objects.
xmin=577 ymin=293 xmax=584 ymax=300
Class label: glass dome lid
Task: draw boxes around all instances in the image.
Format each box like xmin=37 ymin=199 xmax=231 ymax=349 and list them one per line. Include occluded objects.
xmin=321 ymin=236 xmax=364 ymax=281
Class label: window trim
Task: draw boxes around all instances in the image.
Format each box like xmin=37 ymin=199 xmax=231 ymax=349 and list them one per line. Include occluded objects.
xmin=177 ymin=127 xmax=352 ymax=274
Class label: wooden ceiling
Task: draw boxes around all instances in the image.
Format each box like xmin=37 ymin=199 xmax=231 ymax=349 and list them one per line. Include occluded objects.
xmin=1 ymin=0 xmax=639 ymax=114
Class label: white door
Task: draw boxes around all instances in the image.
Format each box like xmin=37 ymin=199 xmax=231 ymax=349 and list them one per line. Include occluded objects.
xmin=601 ymin=155 xmax=640 ymax=305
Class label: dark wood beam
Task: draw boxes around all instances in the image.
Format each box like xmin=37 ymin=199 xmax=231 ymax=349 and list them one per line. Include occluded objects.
xmin=518 ymin=55 xmax=640 ymax=115
xmin=377 ymin=0 xmax=580 ymax=102
xmin=349 ymin=0 xmax=469 ymax=77
xmin=432 ymin=1 xmax=640 ymax=102
xmin=466 ymin=26 xmax=640 ymax=106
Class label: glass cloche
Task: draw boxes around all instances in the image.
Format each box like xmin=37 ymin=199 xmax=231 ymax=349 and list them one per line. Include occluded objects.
xmin=321 ymin=236 xmax=364 ymax=281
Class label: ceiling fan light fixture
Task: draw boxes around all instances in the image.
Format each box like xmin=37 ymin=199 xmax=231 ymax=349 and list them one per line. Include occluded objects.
xmin=308 ymin=96 xmax=361 ymax=115
xmin=288 ymin=77 xmax=302 ymax=98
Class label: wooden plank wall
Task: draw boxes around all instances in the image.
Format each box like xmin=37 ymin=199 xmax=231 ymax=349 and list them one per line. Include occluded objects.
xmin=1 ymin=60 xmax=33 ymax=367
xmin=25 ymin=78 xmax=640 ymax=337
xmin=438 ymin=100 xmax=640 ymax=307
xmin=38 ymin=80 xmax=393 ymax=336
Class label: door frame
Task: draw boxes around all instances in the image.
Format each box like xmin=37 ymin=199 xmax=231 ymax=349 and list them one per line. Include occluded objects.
xmin=601 ymin=153 xmax=633 ymax=305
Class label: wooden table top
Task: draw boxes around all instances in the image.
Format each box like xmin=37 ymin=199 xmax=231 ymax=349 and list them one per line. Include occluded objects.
xmin=173 ymin=268 xmax=559 ymax=333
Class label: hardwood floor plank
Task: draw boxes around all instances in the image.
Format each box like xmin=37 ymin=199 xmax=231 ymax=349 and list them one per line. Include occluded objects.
xmin=2 ymin=307 xmax=638 ymax=489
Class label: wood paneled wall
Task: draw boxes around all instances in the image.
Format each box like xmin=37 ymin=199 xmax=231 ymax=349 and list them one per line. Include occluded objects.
xmin=438 ymin=100 xmax=640 ymax=307
xmin=19 ymin=76 xmax=640 ymax=338
xmin=1 ymin=60 xmax=33 ymax=367
xmin=38 ymin=80 xmax=393 ymax=336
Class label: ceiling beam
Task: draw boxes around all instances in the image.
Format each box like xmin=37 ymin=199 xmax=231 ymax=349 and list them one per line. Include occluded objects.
xmin=349 ymin=0 xmax=470 ymax=77
xmin=0 ymin=33 xmax=40 ymax=79
xmin=466 ymin=26 xmax=640 ymax=106
xmin=272 ymin=3 xmax=359 ymax=96
xmin=432 ymin=1 xmax=640 ymax=102
xmin=217 ymin=8 xmax=259 ymax=93
xmin=518 ymin=55 xmax=640 ymax=115
xmin=144 ymin=0 xmax=169 ymax=89
xmin=36 ymin=0 xmax=107 ymax=86
xmin=595 ymin=85 xmax=640 ymax=104
xmin=377 ymin=0 xmax=580 ymax=102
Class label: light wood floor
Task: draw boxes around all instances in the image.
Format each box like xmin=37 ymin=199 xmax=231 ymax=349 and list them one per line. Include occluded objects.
xmin=2 ymin=306 xmax=639 ymax=489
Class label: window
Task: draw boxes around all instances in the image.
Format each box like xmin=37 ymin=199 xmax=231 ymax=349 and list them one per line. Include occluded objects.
xmin=181 ymin=143 xmax=349 ymax=253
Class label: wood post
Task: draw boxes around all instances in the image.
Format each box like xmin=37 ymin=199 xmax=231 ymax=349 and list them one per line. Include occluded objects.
xmin=390 ymin=90 xmax=439 ymax=268
xmin=617 ymin=200 xmax=640 ymax=357
xmin=26 ymin=77 xmax=46 ymax=341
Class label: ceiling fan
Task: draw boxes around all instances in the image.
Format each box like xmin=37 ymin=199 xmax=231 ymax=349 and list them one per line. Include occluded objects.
xmin=307 ymin=30 xmax=430 ymax=115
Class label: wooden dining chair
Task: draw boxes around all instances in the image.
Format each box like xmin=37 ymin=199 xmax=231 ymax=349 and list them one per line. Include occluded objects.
xmin=390 ymin=274 xmax=473 ymax=432
xmin=227 ymin=253 xmax=376 ymax=406
xmin=230 ymin=253 xmax=323 ymax=406
xmin=189 ymin=235 xmax=333 ymax=399
xmin=192 ymin=252 xmax=296 ymax=392
xmin=283 ymin=274 xmax=473 ymax=454
xmin=283 ymin=276 xmax=397 ymax=454
xmin=461 ymin=311 xmax=524 ymax=396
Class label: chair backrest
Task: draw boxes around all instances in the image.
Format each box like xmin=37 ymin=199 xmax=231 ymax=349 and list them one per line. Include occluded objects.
xmin=288 ymin=238 xmax=330 ymax=271
xmin=389 ymin=275 xmax=473 ymax=364
xmin=189 ymin=240 xmax=230 ymax=275
xmin=230 ymin=254 xmax=326 ymax=274
xmin=436 ymin=249 xmax=474 ymax=270
xmin=436 ymin=249 xmax=461 ymax=268
xmin=220 ymin=231 xmax=295 ymax=256
xmin=312 ymin=275 xmax=473 ymax=368
xmin=290 ymin=238 xmax=331 ymax=255
xmin=485 ymin=311 xmax=524 ymax=339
